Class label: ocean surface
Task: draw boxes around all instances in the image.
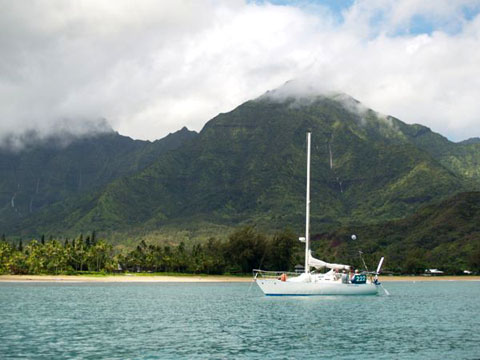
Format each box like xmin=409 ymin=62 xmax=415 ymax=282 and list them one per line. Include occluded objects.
xmin=1 ymin=281 xmax=479 ymax=359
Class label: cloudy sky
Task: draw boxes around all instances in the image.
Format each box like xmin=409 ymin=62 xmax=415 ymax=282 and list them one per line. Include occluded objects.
xmin=1 ymin=0 xmax=480 ymax=143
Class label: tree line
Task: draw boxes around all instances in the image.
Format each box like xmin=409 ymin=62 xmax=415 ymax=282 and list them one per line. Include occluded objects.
xmin=0 ymin=227 xmax=303 ymax=275
xmin=0 ymin=232 xmax=115 ymax=274
xmin=2 ymin=226 xmax=477 ymax=276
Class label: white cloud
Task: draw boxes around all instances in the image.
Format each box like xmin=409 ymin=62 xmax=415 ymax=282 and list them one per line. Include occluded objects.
xmin=0 ymin=0 xmax=479 ymax=144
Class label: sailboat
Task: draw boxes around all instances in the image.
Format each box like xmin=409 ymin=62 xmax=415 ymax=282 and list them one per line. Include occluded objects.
xmin=254 ymin=132 xmax=384 ymax=296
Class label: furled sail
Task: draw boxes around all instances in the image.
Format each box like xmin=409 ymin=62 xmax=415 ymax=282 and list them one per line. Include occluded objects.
xmin=308 ymin=250 xmax=350 ymax=271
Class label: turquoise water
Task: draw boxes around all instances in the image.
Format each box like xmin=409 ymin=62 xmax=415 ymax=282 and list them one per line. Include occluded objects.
xmin=1 ymin=281 xmax=479 ymax=359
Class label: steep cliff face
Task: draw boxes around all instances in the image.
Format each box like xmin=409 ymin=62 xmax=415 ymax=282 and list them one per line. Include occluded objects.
xmin=0 ymin=127 xmax=197 ymax=234
xmin=1 ymin=90 xmax=478 ymax=240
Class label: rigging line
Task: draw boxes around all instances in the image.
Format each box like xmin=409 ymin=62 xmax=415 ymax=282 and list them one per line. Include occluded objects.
xmin=359 ymin=250 xmax=369 ymax=272
xmin=380 ymin=283 xmax=390 ymax=296
xmin=257 ymin=244 xmax=268 ymax=272
xmin=247 ymin=272 xmax=258 ymax=293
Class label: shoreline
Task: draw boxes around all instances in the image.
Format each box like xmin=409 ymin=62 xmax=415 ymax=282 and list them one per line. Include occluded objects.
xmin=0 ymin=274 xmax=479 ymax=283
xmin=0 ymin=274 xmax=252 ymax=283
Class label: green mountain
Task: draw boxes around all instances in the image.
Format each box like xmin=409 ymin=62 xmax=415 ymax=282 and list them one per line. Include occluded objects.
xmin=1 ymin=89 xmax=479 ymax=243
xmin=0 ymin=127 xmax=197 ymax=235
xmin=459 ymin=137 xmax=480 ymax=145
xmin=392 ymin=121 xmax=480 ymax=185
xmin=311 ymin=191 xmax=480 ymax=273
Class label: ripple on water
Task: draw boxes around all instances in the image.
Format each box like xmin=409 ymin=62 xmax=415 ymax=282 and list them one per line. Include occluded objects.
xmin=0 ymin=281 xmax=479 ymax=359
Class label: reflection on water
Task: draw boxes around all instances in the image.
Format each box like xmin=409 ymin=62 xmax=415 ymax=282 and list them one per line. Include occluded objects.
xmin=0 ymin=281 xmax=479 ymax=359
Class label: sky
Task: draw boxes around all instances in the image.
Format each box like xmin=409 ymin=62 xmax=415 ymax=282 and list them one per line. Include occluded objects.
xmin=1 ymin=0 xmax=480 ymax=145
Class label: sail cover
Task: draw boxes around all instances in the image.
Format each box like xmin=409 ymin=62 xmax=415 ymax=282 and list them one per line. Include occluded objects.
xmin=308 ymin=251 xmax=350 ymax=271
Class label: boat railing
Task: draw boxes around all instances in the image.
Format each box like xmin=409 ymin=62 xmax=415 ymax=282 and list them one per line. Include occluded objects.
xmin=253 ymin=269 xmax=300 ymax=279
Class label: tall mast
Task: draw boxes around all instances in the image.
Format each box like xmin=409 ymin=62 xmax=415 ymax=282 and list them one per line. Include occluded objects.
xmin=305 ymin=132 xmax=311 ymax=274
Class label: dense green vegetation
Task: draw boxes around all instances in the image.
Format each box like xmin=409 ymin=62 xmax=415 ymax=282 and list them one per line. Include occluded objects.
xmin=0 ymin=89 xmax=479 ymax=270
xmin=0 ymin=232 xmax=115 ymax=274
xmin=0 ymin=127 xmax=197 ymax=236
xmin=0 ymin=227 xmax=302 ymax=275
xmin=2 ymin=192 xmax=479 ymax=276
xmin=0 ymin=95 xmax=472 ymax=238
xmin=312 ymin=192 xmax=480 ymax=274
xmin=84 ymin=94 xmax=470 ymax=235
xmin=394 ymin=120 xmax=480 ymax=185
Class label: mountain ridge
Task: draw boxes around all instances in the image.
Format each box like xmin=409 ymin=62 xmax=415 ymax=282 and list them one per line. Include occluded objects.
xmin=0 ymin=127 xmax=198 ymax=235
xmin=0 ymin=90 xmax=478 ymax=243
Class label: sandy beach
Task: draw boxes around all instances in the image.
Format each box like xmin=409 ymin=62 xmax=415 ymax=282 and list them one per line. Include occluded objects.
xmin=0 ymin=274 xmax=252 ymax=282
xmin=1 ymin=274 xmax=479 ymax=283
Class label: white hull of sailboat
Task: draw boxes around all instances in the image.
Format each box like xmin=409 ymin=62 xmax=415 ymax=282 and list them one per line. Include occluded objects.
xmin=256 ymin=278 xmax=379 ymax=296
